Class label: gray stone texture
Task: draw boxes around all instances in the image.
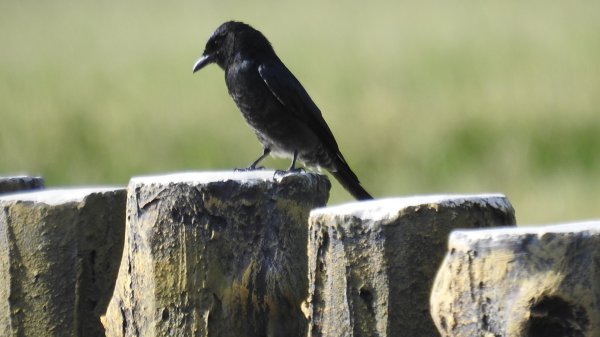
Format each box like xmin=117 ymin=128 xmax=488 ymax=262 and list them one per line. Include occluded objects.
xmin=431 ymin=221 xmax=600 ymax=337
xmin=306 ymin=194 xmax=516 ymax=337
xmin=102 ymin=171 xmax=330 ymax=337
xmin=0 ymin=187 xmax=126 ymax=337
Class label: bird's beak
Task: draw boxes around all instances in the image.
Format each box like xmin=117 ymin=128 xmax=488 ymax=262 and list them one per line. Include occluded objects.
xmin=192 ymin=54 xmax=213 ymax=73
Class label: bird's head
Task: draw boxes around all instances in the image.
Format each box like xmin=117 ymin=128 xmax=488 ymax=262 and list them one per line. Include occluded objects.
xmin=193 ymin=21 xmax=273 ymax=73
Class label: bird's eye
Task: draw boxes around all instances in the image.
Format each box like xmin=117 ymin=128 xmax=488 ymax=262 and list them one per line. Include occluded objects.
xmin=211 ymin=38 xmax=223 ymax=51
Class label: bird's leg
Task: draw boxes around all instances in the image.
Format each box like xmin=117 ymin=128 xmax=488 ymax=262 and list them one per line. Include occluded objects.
xmin=250 ymin=148 xmax=271 ymax=169
xmin=288 ymin=150 xmax=302 ymax=172
xmin=275 ymin=150 xmax=305 ymax=176
xmin=236 ymin=148 xmax=271 ymax=171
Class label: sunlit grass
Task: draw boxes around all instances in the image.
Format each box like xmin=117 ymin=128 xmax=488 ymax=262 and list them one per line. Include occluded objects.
xmin=1 ymin=0 xmax=599 ymax=223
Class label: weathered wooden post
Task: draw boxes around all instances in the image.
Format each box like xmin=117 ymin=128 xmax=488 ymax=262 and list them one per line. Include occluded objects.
xmin=102 ymin=171 xmax=330 ymax=337
xmin=0 ymin=188 xmax=126 ymax=337
xmin=431 ymin=221 xmax=600 ymax=337
xmin=305 ymin=194 xmax=516 ymax=337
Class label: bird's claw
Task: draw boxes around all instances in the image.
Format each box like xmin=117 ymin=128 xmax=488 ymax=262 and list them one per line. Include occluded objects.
xmin=234 ymin=166 xmax=265 ymax=172
xmin=273 ymin=167 xmax=305 ymax=177
xmin=273 ymin=169 xmax=287 ymax=177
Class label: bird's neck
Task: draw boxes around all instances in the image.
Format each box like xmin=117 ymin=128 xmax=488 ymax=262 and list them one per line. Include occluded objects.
xmin=226 ymin=48 xmax=277 ymax=69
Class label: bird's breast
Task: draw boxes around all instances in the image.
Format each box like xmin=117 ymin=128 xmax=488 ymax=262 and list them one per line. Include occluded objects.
xmin=225 ymin=62 xmax=274 ymax=119
xmin=224 ymin=59 xmax=322 ymax=158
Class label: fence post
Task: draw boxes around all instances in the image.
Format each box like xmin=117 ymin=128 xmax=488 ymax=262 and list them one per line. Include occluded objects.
xmin=102 ymin=171 xmax=330 ymax=337
xmin=0 ymin=188 xmax=126 ymax=337
xmin=305 ymin=194 xmax=516 ymax=337
xmin=430 ymin=221 xmax=600 ymax=337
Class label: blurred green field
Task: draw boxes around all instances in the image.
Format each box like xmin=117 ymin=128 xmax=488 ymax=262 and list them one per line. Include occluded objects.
xmin=1 ymin=0 xmax=599 ymax=224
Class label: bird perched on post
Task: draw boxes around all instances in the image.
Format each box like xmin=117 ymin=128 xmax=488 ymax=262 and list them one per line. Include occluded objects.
xmin=193 ymin=21 xmax=373 ymax=200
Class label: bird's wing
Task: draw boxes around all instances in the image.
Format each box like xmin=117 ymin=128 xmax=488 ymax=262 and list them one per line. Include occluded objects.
xmin=258 ymin=61 xmax=342 ymax=155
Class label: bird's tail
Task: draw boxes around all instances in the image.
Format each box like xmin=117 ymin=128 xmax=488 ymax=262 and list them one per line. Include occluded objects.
xmin=330 ymin=157 xmax=373 ymax=201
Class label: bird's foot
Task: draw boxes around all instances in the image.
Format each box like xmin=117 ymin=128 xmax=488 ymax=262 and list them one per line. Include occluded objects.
xmin=273 ymin=170 xmax=288 ymax=178
xmin=273 ymin=167 xmax=305 ymax=177
xmin=288 ymin=167 xmax=306 ymax=173
xmin=234 ymin=165 xmax=265 ymax=172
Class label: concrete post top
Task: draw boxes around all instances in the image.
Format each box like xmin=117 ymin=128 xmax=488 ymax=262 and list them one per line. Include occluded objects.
xmin=128 ymin=170 xmax=327 ymax=186
xmin=449 ymin=220 xmax=600 ymax=248
xmin=0 ymin=187 xmax=123 ymax=205
xmin=310 ymin=193 xmax=512 ymax=221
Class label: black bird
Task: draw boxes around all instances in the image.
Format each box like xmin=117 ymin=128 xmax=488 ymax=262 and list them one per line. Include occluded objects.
xmin=193 ymin=21 xmax=372 ymax=200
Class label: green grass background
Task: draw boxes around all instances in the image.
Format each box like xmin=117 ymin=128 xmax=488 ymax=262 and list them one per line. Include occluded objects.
xmin=1 ymin=0 xmax=599 ymax=224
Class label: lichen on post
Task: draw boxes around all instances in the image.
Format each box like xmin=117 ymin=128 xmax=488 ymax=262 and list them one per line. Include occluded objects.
xmin=102 ymin=171 xmax=330 ymax=337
